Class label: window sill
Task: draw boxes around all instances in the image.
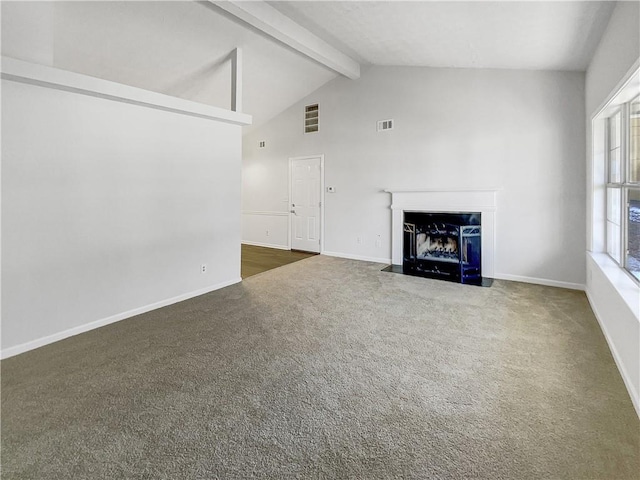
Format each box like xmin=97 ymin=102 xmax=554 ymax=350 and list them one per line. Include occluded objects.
xmin=588 ymin=252 xmax=640 ymax=320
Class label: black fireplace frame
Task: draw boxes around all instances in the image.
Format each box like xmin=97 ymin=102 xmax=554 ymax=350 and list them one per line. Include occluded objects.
xmin=402 ymin=211 xmax=482 ymax=285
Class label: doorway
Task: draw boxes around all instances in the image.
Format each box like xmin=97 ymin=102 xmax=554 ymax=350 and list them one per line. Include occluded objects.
xmin=289 ymin=155 xmax=324 ymax=253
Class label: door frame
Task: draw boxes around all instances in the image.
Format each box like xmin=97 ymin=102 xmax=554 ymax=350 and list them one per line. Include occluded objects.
xmin=288 ymin=154 xmax=325 ymax=253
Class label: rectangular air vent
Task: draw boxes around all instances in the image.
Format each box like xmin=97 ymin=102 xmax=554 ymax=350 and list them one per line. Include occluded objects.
xmin=305 ymin=104 xmax=319 ymax=133
xmin=377 ymin=119 xmax=394 ymax=131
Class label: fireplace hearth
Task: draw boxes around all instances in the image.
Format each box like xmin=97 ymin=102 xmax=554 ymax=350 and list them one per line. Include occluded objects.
xmin=401 ymin=211 xmax=483 ymax=285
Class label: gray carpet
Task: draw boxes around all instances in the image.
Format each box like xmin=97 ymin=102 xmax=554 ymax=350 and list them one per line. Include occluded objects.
xmin=2 ymin=255 xmax=638 ymax=479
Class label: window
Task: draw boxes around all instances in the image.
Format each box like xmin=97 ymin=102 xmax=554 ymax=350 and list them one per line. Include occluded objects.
xmin=627 ymin=189 xmax=640 ymax=279
xmin=607 ymin=110 xmax=622 ymax=262
xmin=606 ymin=96 xmax=640 ymax=281
xmin=630 ymin=97 xmax=640 ymax=182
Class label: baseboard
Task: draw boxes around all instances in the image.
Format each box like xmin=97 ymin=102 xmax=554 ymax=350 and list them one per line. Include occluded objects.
xmin=493 ymin=273 xmax=585 ymax=291
xmin=585 ymin=290 xmax=640 ymax=419
xmin=242 ymin=240 xmax=290 ymax=250
xmin=322 ymin=251 xmax=391 ymax=264
xmin=0 ymin=277 xmax=242 ymax=360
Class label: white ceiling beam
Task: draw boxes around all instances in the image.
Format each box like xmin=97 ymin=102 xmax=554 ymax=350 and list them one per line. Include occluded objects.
xmin=231 ymin=47 xmax=242 ymax=112
xmin=1 ymin=56 xmax=253 ymax=126
xmin=209 ymin=0 xmax=360 ymax=80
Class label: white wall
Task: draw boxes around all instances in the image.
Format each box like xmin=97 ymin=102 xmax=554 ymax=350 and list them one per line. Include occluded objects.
xmin=584 ymin=1 xmax=640 ymax=416
xmin=242 ymin=212 xmax=290 ymax=250
xmin=1 ymin=78 xmax=242 ymax=355
xmin=585 ymin=1 xmax=640 ymax=119
xmin=243 ymin=66 xmax=586 ymax=287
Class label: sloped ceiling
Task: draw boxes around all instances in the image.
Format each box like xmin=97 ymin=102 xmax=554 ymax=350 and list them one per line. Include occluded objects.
xmin=2 ymin=1 xmax=616 ymax=132
xmin=269 ymin=1 xmax=615 ymax=71
xmin=1 ymin=1 xmax=338 ymax=131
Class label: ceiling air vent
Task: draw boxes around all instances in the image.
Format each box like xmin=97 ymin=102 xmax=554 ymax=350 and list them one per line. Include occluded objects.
xmin=377 ymin=119 xmax=394 ymax=132
xmin=305 ymin=104 xmax=319 ymax=134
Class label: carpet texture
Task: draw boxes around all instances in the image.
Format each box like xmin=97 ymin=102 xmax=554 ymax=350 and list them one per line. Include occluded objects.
xmin=2 ymin=255 xmax=639 ymax=479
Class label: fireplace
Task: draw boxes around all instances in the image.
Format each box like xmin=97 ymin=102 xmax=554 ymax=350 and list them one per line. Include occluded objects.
xmin=384 ymin=188 xmax=498 ymax=286
xmin=403 ymin=212 xmax=481 ymax=284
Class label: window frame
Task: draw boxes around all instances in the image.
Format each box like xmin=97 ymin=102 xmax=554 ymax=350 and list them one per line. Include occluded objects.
xmin=629 ymin=95 xmax=640 ymax=185
xmin=606 ymin=95 xmax=640 ymax=284
xmin=606 ymin=108 xmax=622 ymax=185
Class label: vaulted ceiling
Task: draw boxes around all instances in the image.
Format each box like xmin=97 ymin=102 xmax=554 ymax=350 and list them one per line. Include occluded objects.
xmin=269 ymin=1 xmax=615 ymax=71
xmin=1 ymin=1 xmax=339 ymax=131
xmin=1 ymin=1 xmax=616 ymax=132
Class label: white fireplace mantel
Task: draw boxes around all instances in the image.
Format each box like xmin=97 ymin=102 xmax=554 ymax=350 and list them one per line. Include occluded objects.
xmin=385 ymin=189 xmax=499 ymax=278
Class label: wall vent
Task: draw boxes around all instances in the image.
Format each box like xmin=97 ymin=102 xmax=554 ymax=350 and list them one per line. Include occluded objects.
xmin=305 ymin=104 xmax=319 ymax=133
xmin=377 ymin=119 xmax=394 ymax=132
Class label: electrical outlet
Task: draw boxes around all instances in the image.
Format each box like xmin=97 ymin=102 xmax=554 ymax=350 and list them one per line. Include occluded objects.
xmin=375 ymin=235 xmax=382 ymax=248
xmin=266 ymin=230 xmax=270 ymax=237
xmin=201 ymin=264 xmax=207 ymax=274
xmin=356 ymin=236 xmax=362 ymax=245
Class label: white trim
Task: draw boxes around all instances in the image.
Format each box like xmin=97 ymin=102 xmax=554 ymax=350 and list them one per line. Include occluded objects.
xmin=210 ymin=1 xmax=360 ymax=80
xmin=320 ymin=157 xmax=326 ymax=255
xmin=493 ymin=273 xmax=585 ymax=291
xmin=385 ymin=187 xmax=502 ymax=193
xmin=590 ymin=59 xmax=640 ymax=120
xmin=395 ymin=205 xmax=497 ymax=212
xmin=288 ymin=157 xmax=292 ymax=250
xmin=588 ymin=116 xmax=607 ymax=253
xmin=0 ymin=278 xmax=241 ymax=360
xmin=242 ymin=211 xmax=289 ymax=217
xmin=586 ymin=290 xmax=640 ymax=419
xmin=242 ymin=240 xmax=289 ymax=250
xmin=323 ymin=251 xmax=391 ymax=265
xmin=289 ymin=155 xmax=325 ymax=254
xmin=1 ymin=56 xmax=252 ymax=126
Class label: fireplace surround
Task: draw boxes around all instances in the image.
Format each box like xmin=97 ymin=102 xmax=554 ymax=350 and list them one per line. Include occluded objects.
xmin=385 ymin=189 xmax=498 ymax=284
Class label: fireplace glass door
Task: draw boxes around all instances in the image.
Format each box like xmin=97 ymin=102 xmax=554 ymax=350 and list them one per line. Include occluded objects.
xmin=403 ymin=212 xmax=481 ymax=284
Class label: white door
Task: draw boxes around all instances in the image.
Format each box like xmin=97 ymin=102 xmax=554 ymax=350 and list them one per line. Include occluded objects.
xmin=290 ymin=156 xmax=322 ymax=253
